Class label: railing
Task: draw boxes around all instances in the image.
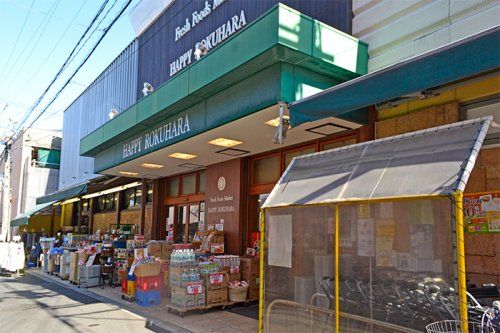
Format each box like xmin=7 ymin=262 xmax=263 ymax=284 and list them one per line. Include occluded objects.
xmin=265 ymin=299 xmax=421 ymax=333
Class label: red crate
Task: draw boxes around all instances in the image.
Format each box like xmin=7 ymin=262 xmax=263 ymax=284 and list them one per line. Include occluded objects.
xmin=136 ymin=274 xmax=161 ymax=292
xmin=121 ymin=279 xmax=127 ymax=293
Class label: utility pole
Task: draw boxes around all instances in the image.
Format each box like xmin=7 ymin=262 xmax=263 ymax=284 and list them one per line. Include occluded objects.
xmin=1 ymin=141 xmax=12 ymax=242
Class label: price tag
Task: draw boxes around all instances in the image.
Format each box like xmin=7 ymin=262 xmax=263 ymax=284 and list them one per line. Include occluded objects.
xmin=187 ymin=282 xmax=203 ymax=295
xmin=209 ymin=272 xmax=224 ymax=285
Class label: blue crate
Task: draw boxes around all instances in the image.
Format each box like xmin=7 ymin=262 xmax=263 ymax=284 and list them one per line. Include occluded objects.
xmin=135 ymin=290 xmax=161 ymax=307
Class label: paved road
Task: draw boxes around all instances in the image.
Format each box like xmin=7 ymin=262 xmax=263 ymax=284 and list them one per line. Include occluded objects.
xmin=0 ymin=273 xmax=152 ymax=333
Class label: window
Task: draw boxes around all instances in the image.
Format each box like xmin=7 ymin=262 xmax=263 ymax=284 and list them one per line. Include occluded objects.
xmin=124 ymin=186 xmax=142 ymax=209
xmin=181 ymin=174 xmax=196 ymax=195
xmin=321 ymin=137 xmax=357 ymax=151
xmin=253 ymin=154 xmax=279 ymax=184
xmin=105 ymin=193 xmax=116 ymax=211
xmin=198 ymin=171 xmax=206 ymax=193
xmin=462 ymin=96 xmax=500 ymax=146
xmin=283 ymin=146 xmax=316 ymax=169
xmin=167 ymin=178 xmax=179 ymax=197
xmin=97 ymin=196 xmax=106 ymax=212
xmin=146 ymin=184 xmax=153 ymax=203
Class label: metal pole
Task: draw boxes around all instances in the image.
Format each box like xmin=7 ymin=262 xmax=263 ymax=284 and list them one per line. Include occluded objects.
xmin=258 ymin=209 xmax=265 ymax=333
xmin=334 ymin=205 xmax=340 ymax=333
xmin=453 ymin=191 xmax=468 ymax=331
xmin=1 ymin=142 xmax=12 ymax=241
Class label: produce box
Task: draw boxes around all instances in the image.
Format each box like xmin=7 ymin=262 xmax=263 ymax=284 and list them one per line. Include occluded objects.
xmin=206 ymin=287 xmax=228 ymax=305
xmin=134 ymin=262 xmax=161 ymax=277
xmin=79 ymin=277 xmax=99 ymax=288
xmin=147 ymin=242 xmax=162 ymax=258
xmin=79 ymin=265 xmax=101 ymax=279
xmin=203 ymin=272 xmax=228 ymax=291
xmin=240 ymin=257 xmax=259 ymax=283
xmin=248 ymin=284 xmax=259 ymax=300
xmin=171 ymin=286 xmax=205 ymax=308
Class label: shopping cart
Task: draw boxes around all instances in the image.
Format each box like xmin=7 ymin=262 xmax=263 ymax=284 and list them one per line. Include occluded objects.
xmin=425 ymin=320 xmax=495 ymax=333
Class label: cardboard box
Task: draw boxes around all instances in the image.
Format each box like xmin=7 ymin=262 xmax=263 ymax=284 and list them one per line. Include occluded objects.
xmin=206 ymin=287 xmax=228 ymax=305
xmin=203 ymin=272 xmax=228 ymax=290
xmin=248 ymin=285 xmax=259 ymax=300
xmin=241 ymin=257 xmax=259 ymax=284
xmin=171 ymin=286 xmax=205 ymax=308
xmin=228 ymin=272 xmax=241 ymax=282
xmin=147 ymin=242 xmax=162 ymax=258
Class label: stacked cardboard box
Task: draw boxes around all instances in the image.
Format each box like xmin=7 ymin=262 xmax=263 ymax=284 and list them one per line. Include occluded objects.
xmin=78 ymin=265 xmax=101 ymax=288
xmin=204 ymin=271 xmax=228 ymax=305
xmin=59 ymin=251 xmax=71 ymax=279
xmin=241 ymin=257 xmax=260 ymax=300
xmin=169 ymin=264 xmax=205 ymax=308
xmin=69 ymin=252 xmax=79 ymax=282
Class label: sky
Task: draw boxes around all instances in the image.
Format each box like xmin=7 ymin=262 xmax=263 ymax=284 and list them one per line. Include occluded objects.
xmin=0 ymin=0 xmax=140 ymax=147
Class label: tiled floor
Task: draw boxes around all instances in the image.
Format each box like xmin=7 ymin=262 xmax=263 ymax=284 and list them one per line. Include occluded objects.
xmin=28 ymin=270 xmax=258 ymax=333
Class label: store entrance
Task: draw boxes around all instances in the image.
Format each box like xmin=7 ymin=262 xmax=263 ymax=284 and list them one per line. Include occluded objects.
xmin=166 ymin=202 xmax=205 ymax=244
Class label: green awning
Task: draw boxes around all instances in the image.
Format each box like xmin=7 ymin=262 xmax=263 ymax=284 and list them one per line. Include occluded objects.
xmin=289 ymin=26 xmax=500 ymax=127
xmin=36 ymin=182 xmax=87 ymax=205
xmin=10 ymin=201 xmax=57 ymax=227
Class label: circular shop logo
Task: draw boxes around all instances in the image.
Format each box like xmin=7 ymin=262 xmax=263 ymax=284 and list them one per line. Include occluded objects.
xmin=217 ymin=176 xmax=226 ymax=191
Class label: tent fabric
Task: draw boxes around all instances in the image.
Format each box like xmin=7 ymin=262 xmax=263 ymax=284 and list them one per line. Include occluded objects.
xmin=262 ymin=117 xmax=491 ymax=208
xmin=36 ymin=182 xmax=87 ymax=205
xmin=10 ymin=201 xmax=57 ymax=226
xmin=289 ymin=26 xmax=500 ymax=128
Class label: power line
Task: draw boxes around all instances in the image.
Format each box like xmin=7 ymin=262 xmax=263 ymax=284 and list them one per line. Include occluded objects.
xmin=0 ymin=0 xmax=36 ymax=78
xmin=9 ymin=0 xmax=111 ymax=136
xmin=10 ymin=0 xmax=90 ymax=99
xmin=25 ymin=0 xmax=133 ymax=130
xmin=0 ymin=0 xmax=62 ymax=92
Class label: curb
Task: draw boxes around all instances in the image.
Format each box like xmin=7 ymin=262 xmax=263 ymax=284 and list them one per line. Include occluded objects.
xmin=25 ymin=270 xmax=192 ymax=333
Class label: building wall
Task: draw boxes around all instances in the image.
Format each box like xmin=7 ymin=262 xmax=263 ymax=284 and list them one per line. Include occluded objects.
xmin=93 ymin=212 xmax=118 ymax=233
xmin=375 ymin=76 xmax=500 ymax=286
xmin=352 ymin=0 xmax=499 ymax=71
xmin=136 ymin=0 xmax=352 ymax=97
xmin=59 ymin=40 xmax=138 ymax=190
xmin=23 ymin=214 xmax=60 ymax=235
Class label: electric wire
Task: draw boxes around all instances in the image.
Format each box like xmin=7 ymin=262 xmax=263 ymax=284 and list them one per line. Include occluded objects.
xmin=10 ymin=0 xmax=112 ymax=137
xmin=8 ymin=0 xmax=89 ymax=99
xmin=25 ymin=0 xmax=133 ymax=130
xmin=0 ymin=0 xmax=36 ymax=78
xmin=0 ymin=0 xmax=62 ymax=92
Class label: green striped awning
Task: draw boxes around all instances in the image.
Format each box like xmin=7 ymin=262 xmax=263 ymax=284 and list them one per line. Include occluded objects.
xmin=10 ymin=201 xmax=57 ymax=227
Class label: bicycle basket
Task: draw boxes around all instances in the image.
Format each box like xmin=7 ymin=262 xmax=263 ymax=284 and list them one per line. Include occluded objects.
xmin=426 ymin=320 xmax=492 ymax=333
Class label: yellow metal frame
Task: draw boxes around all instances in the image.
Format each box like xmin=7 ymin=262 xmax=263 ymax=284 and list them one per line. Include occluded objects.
xmin=334 ymin=205 xmax=340 ymax=333
xmin=258 ymin=209 xmax=266 ymax=333
xmin=454 ymin=190 xmax=468 ymax=331
xmin=258 ymin=193 xmax=470 ymax=332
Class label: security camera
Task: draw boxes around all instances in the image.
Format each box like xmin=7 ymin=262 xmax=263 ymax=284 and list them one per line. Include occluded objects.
xmin=273 ymin=104 xmax=290 ymax=145
xmin=142 ymin=82 xmax=154 ymax=96
xmin=108 ymin=108 xmax=119 ymax=119
xmin=194 ymin=42 xmax=208 ymax=60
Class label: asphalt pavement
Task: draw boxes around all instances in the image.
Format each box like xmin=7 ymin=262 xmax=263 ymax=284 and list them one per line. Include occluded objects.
xmin=0 ymin=273 xmax=152 ymax=333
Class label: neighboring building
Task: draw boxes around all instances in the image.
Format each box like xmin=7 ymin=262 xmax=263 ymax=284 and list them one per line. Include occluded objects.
xmin=0 ymin=128 xmax=61 ymax=239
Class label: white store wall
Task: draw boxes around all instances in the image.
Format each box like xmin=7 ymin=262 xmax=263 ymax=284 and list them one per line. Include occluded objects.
xmin=352 ymin=0 xmax=499 ymax=72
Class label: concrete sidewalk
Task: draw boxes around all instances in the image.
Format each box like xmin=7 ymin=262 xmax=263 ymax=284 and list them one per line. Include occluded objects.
xmin=27 ymin=270 xmax=257 ymax=333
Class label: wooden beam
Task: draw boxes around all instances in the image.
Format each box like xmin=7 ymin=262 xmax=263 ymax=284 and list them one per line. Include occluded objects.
xmin=116 ymin=191 xmax=122 ymax=226
xmin=89 ymin=198 xmax=95 ymax=234
xmin=140 ymin=181 xmax=147 ymax=235
xmin=77 ymin=199 xmax=83 ymax=233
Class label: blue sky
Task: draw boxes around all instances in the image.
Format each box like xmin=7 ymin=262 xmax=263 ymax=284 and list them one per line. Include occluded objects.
xmin=0 ymin=0 xmax=139 ymax=141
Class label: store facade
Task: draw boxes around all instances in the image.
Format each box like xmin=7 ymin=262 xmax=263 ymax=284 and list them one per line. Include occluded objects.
xmin=80 ymin=2 xmax=369 ymax=255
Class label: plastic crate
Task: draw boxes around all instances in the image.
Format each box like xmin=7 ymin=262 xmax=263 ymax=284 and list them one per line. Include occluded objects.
xmin=121 ymin=279 xmax=127 ymax=294
xmin=136 ymin=275 xmax=161 ymax=292
xmin=135 ymin=290 xmax=161 ymax=307
xmin=127 ymin=280 xmax=136 ymax=295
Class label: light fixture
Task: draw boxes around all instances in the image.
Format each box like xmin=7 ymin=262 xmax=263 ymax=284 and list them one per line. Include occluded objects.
xmin=60 ymin=197 xmax=80 ymax=205
xmin=169 ymin=152 xmax=197 ymax=160
xmin=265 ymin=115 xmax=290 ymax=127
xmin=141 ymin=163 xmax=164 ymax=169
xmin=194 ymin=41 xmax=207 ymax=60
xmin=82 ymin=181 xmax=142 ymax=199
xmin=119 ymin=171 xmax=139 ymax=176
xmin=208 ymin=137 xmax=243 ymax=147
xmin=142 ymin=82 xmax=154 ymax=96
xmin=216 ymin=147 xmax=250 ymax=156
xmin=108 ymin=108 xmax=119 ymax=119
